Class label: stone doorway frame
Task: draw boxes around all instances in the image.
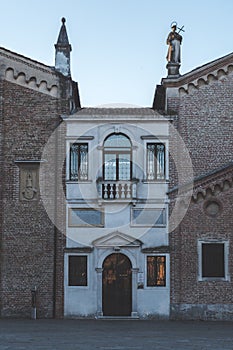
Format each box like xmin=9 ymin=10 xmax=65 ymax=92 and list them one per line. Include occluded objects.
xmin=95 ymin=248 xmax=139 ymax=318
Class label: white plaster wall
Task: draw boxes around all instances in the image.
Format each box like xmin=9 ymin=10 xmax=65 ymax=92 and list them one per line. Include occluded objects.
xmin=64 ymin=113 xmax=170 ymax=318
xmin=137 ymin=253 xmax=170 ymax=318
xmin=66 ymin=228 xmax=168 ymax=248
xmin=64 ymin=251 xmax=170 ymax=318
xmin=66 ymin=182 xmax=98 ymax=200
xmin=137 ymin=289 xmax=170 ymax=318
xmin=66 ymin=120 xmax=169 ymax=195
xmin=64 ymin=289 xmax=97 ymax=317
xmin=64 ymin=253 xmax=97 ymax=317
xmin=66 ymin=204 xmax=168 ymax=248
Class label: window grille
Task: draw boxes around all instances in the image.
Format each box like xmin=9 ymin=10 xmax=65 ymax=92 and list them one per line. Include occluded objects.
xmin=147 ymin=143 xmax=165 ymax=180
xmin=70 ymin=143 xmax=88 ymax=181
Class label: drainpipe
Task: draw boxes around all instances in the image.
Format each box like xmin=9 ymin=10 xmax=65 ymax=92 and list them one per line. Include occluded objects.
xmin=53 ymin=119 xmax=62 ymax=318
xmin=31 ymin=286 xmax=37 ymax=320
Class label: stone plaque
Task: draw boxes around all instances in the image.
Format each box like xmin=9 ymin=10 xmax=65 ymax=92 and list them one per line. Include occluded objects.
xmin=19 ymin=164 xmax=39 ymax=201
xmin=131 ymin=208 xmax=166 ymax=227
xmin=69 ymin=208 xmax=104 ymax=227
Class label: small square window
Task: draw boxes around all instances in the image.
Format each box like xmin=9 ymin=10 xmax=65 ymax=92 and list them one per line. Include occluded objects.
xmin=68 ymin=256 xmax=87 ymax=286
xmin=199 ymin=241 xmax=229 ymax=281
xmin=202 ymin=243 xmax=224 ymax=278
xmin=147 ymin=256 xmax=166 ymax=287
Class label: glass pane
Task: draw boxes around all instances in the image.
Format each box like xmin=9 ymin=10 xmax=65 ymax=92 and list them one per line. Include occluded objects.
xmin=79 ymin=144 xmax=88 ymax=180
xmin=157 ymin=144 xmax=165 ymax=179
xmin=70 ymin=143 xmax=88 ymax=181
xmin=104 ymin=134 xmax=131 ymax=149
xmin=147 ymin=144 xmax=155 ymax=180
xmin=104 ymin=154 xmax=116 ymax=180
xmin=147 ymin=143 xmax=165 ymax=180
xmin=202 ymin=244 xmax=224 ymax=277
xmin=132 ymin=209 xmax=165 ymax=226
xmin=119 ymin=154 xmax=131 ymax=180
xmin=70 ymin=144 xmax=79 ymax=180
xmin=69 ymin=256 xmax=87 ymax=286
xmin=69 ymin=209 xmax=103 ymax=226
xmin=147 ymin=256 xmax=166 ymax=287
xmin=156 ymin=256 xmax=166 ymax=286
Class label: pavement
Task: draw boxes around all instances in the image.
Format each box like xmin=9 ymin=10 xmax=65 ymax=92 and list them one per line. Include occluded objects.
xmin=0 ymin=319 xmax=233 ymax=350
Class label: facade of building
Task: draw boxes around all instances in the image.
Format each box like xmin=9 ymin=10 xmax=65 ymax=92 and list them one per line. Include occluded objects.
xmin=161 ymin=54 xmax=233 ymax=320
xmin=0 ymin=19 xmax=80 ymax=318
xmin=0 ymin=19 xmax=233 ymax=319
xmin=62 ymin=108 xmax=170 ymax=318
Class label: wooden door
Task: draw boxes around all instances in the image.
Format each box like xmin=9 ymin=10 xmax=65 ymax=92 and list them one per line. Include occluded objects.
xmin=102 ymin=253 xmax=132 ymax=316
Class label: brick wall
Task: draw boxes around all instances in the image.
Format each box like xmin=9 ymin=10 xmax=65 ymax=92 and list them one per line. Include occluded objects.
xmin=177 ymin=76 xmax=233 ymax=178
xmin=167 ymin=69 xmax=233 ymax=320
xmin=0 ymin=79 xmax=3 ymax=315
xmin=0 ymin=79 xmax=68 ymax=318
xmin=170 ymin=185 xmax=233 ymax=320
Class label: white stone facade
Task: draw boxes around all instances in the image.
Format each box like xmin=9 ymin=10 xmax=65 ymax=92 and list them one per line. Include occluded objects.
xmin=63 ymin=108 xmax=170 ymax=318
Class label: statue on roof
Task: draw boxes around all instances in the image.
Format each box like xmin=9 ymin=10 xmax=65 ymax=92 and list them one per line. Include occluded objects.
xmin=166 ymin=22 xmax=183 ymax=63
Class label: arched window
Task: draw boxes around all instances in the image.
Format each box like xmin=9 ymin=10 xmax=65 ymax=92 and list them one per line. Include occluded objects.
xmin=103 ymin=133 xmax=132 ymax=181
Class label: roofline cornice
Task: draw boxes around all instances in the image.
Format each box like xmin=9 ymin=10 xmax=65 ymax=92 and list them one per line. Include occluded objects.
xmin=162 ymin=52 xmax=233 ymax=88
xmin=0 ymin=46 xmax=56 ymax=76
xmin=168 ymin=162 xmax=233 ymax=201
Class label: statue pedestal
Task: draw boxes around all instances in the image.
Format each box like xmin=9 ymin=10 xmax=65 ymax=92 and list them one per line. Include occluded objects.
xmin=166 ymin=62 xmax=180 ymax=78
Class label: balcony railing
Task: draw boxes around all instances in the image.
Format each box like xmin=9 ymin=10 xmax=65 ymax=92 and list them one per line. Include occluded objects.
xmin=97 ymin=179 xmax=138 ymax=200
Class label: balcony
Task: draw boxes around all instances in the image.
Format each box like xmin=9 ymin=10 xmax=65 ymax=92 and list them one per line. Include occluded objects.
xmin=97 ymin=179 xmax=138 ymax=200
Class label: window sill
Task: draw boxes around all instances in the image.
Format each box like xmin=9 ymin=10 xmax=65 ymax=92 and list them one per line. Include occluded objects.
xmin=144 ymin=286 xmax=168 ymax=290
xmin=130 ymin=224 xmax=166 ymax=228
xmin=142 ymin=180 xmax=169 ymax=184
xmin=198 ymin=277 xmax=230 ymax=282
xmin=67 ymin=180 xmax=93 ymax=184
xmin=98 ymin=199 xmax=137 ymax=204
xmin=67 ymin=285 xmax=89 ymax=289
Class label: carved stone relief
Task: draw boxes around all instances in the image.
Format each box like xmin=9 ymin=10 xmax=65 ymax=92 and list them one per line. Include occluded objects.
xmin=19 ymin=164 xmax=39 ymax=201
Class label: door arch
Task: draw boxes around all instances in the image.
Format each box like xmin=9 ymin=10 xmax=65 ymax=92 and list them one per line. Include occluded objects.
xmin=102 ymin=253 xmax=132 ymax=316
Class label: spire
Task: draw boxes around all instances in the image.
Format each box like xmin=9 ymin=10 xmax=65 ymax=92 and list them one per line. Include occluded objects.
xmin=55 ymin=18 xmax=72 ymax=77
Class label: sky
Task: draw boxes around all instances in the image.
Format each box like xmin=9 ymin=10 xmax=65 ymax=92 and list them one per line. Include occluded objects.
xmin=1 ymin=0 xmax=233 ymax=107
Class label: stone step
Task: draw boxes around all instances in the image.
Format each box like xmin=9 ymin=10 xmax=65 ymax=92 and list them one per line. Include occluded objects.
xmin=96 ymin=316 xmax=139 ymax=320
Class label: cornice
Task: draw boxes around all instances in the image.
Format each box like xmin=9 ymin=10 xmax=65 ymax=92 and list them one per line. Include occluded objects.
xmin=0 ymin=47 xmax=54 ymax=74
xmin=162 ymin=52 xmax=233 ymax=95
xmin=169 ymin=163 xmax=233 ymax=202
xmin=192 ymin=164 xmax=233 ymax=202
xmin=0 ymin=47 xmax=60 ymax=97
xmin=4 ymin=67 xmax=59 ymax=97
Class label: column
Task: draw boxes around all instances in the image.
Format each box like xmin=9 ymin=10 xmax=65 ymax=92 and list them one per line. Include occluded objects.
xmin=131 ymin=268 xmax=139 ymax=318
xmin=95 ymin=268 xmax=103 ymax=317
